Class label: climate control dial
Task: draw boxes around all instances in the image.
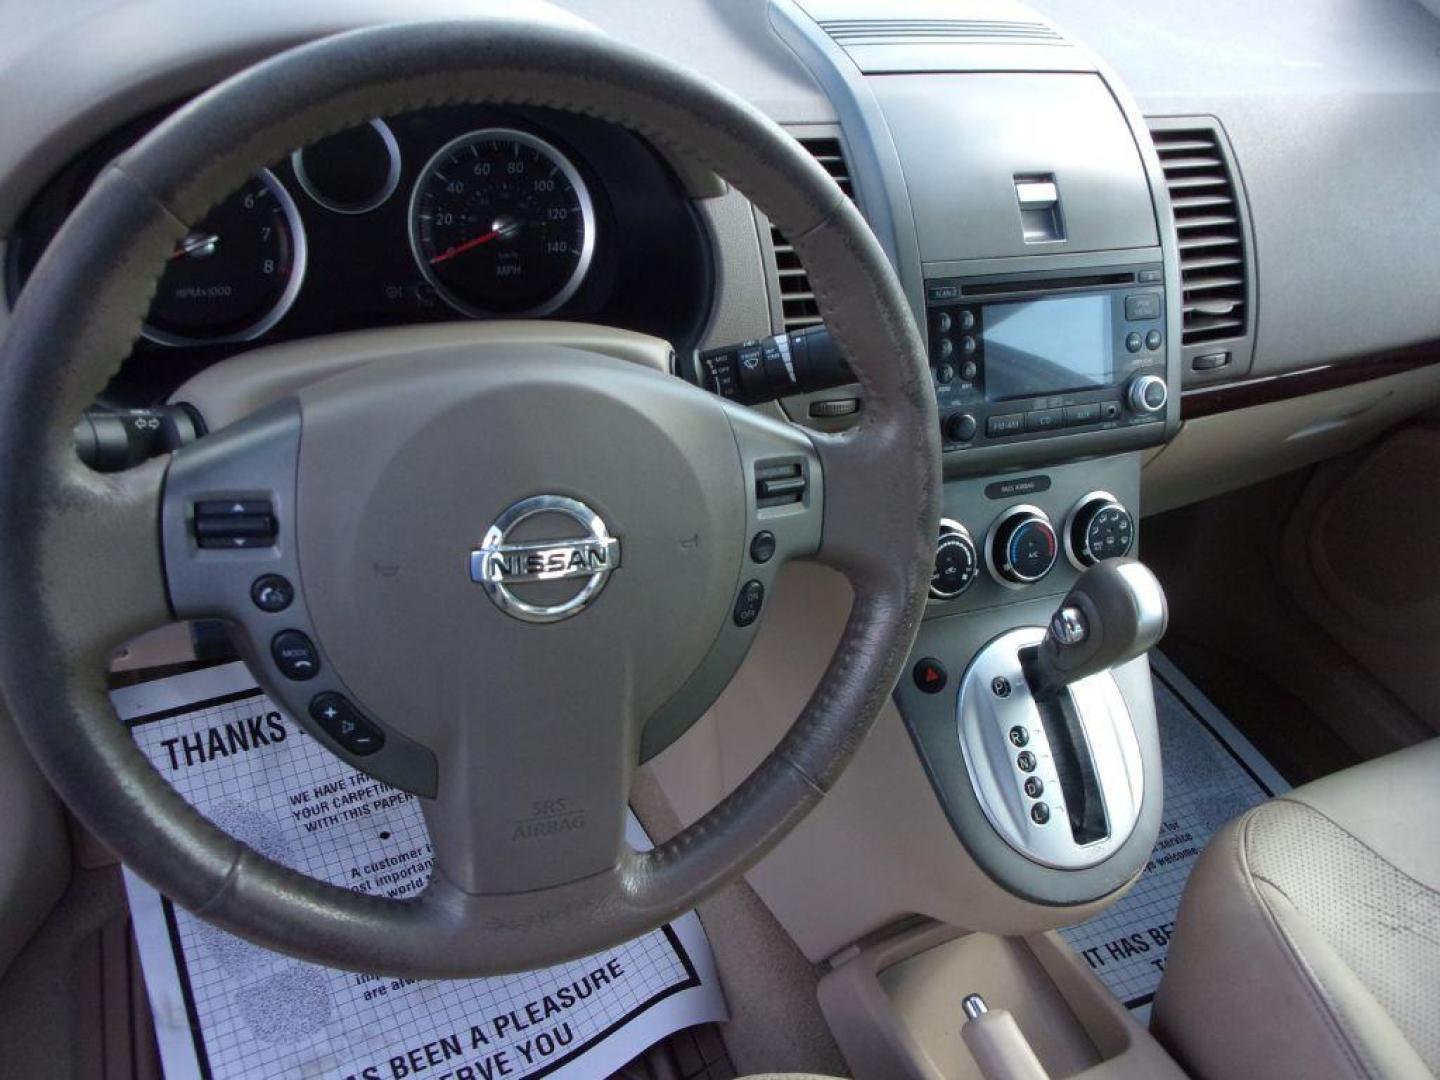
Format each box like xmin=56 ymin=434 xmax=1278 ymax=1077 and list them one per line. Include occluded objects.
xmin=931 ymin=518 xmax=979 ymax=600
xmin=986 ymin=505 xmax=1059 ymax=588
xmin=1065 ymin=492 xmax=1135 ymax=569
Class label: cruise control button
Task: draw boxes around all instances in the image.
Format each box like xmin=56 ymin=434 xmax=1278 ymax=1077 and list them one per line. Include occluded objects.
xmin=749 ymin=531 xmax=776 ymax=564
xmin=733 ymin=579 xmax=765 ymax=627
xmin=271 ymin=629 xmax=320 ymax=680
xmin=310 ymin=693 xmax=385 ymax=755
xmin=251 ymin=574 xmax=294 ymax=613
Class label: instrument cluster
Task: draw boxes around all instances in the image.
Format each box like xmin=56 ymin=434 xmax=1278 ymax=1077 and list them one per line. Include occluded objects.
xmin=6 ymin=105 xmax=713 ymax=404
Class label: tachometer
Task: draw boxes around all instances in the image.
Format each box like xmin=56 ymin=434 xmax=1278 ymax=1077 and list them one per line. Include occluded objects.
xmin=143 ymin=169 xmax=306 ymax=346
xmin=409 ymin=128 xmax=595 ymax=317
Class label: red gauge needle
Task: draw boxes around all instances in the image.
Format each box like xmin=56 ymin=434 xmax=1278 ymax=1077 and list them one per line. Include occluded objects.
xmin=428 ymin=229 xmax=502 ymax=265
xmin=170 ymin=233 xmax=219 ymax=260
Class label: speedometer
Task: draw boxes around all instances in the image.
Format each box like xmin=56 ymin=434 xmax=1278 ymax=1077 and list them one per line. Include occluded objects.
xmin=408 ymin=128 xmax=595 ymax=317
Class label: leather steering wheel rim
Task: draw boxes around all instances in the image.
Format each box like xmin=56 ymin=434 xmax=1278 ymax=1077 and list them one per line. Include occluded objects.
xmin=0 ymin=20 xmax=939 ymax=977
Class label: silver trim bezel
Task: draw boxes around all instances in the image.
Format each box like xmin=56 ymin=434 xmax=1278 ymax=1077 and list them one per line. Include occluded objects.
xmin=1062 ymin=490 xmax=1132 ymax=571
xmin=984 ymin=504 xmax=1057 ymax=589
xmin=291 ymin=118 xmax=401 ymax=215
xmin=1127 ymin=373 xmax=1169 ymax=416
xmin=141 ymin=168 xmax=307 ymax=348
xmin=407 ymin=127 xmax=597 ymax=319
xmin=929 ymin=516 xmax=979 ymax=600
xmin=955 ymin=626 xmax=1145 ymax=870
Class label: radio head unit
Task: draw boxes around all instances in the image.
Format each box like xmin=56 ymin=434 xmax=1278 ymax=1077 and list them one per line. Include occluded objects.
xmin=927 ymin=264 xmax=1169 ymax=453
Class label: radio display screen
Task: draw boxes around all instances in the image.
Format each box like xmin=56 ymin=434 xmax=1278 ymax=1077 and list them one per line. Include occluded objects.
xmin=983 ymin=294 xmax=1113 ymax=401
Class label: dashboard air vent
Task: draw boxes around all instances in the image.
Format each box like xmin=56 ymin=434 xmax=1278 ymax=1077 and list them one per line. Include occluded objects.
xmin=818 ymin=19 xmax=1064 ymax=47
xmin=771 ymin=137 xmax=853 ymax=331
xmin=1149 ymin=122 xmax=1250 ymax=345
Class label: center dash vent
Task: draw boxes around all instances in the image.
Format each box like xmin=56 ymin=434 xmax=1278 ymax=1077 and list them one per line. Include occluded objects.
xmin=1148 ymin=120 xmax=1251 ymax=346
xmin=818 ymin=19 xmax=1064 ymax=47
xmin=771 ymin=136 xmax=853 ymax=331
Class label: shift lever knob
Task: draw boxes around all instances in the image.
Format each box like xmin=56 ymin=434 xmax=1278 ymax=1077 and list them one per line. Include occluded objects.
xmin=1025 ymin=558 xmax=1167 ymax=699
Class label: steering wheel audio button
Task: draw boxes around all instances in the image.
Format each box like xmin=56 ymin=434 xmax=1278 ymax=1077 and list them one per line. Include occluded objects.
xmin=251 ymin=574 xmax=294 ymax=613
xmin=271 ymin=629 xmax=320 ymax=680
xmin=310 ymin=693 xmax=385 ymax=755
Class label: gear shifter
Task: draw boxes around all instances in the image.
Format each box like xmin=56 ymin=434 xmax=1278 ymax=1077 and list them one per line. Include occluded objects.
xmin=953 ymin=558 xmax=1166 ymax=870
xmin=1024 ymin=559 xmax=1168 ymax=701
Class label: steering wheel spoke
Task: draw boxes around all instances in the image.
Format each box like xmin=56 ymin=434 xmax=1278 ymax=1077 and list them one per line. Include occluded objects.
xmin=44 ymin=455 xmax=174 ymax=663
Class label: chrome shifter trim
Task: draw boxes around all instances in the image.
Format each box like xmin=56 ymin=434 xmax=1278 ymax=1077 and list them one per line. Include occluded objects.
xmin=955 ymin=627 xmax=1145 ymax=870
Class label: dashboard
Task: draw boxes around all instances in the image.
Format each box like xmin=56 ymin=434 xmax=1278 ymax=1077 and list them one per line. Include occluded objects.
xmin=1 ymin=0 xmax=1439 ymax=981
xmin=5 ymin=103 xmax=712 ymax=406
xmin=0 ymin=0 xmax=1436 ymax=499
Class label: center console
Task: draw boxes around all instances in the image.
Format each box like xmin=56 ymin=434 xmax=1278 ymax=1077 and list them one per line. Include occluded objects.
xmin=663 ymin=2 xmax=1191 ymax=1075
xmin=894 ymin=454 xmax=1166 ymax=903
xmin=759 ymin=0 xmax=1186 ymax=915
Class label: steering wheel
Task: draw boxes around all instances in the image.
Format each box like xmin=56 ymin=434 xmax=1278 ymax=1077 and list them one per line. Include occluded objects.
xmin=0 ymin=20 xmax=938 ymax=977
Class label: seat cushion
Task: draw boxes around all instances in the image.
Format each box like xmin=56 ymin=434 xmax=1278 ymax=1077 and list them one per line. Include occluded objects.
xmin=1152 ymin=738 xmax=1440 ymax=1080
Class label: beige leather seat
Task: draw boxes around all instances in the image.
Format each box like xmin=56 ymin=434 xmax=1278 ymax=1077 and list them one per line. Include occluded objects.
xmin=1153 ymin=739 xmax=1440 ymax=1080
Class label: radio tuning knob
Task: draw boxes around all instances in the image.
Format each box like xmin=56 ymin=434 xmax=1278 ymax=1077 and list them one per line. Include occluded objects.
xmin=986 ymin=505 xmax=1058 ymax=588
xmin=1127 ymin=374 xmax=1169 ymax=415
xmin=1065 ymin=492 xmax=1135 ymax=569
xmin=931 ymin=518 xmax=979 ymax=600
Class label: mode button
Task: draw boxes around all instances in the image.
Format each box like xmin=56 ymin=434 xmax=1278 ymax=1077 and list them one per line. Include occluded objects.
xmin=271 ymin=629 xmax=320 ymax=681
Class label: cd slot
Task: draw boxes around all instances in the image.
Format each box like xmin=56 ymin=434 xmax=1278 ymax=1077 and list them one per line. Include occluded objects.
xmin=961 ymin=271 xmax=1136 ymax=298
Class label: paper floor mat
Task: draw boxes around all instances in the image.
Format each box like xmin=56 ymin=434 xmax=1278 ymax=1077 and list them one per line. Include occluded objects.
xmin=1059 ymin=652 xmax=1289 ymax=1020
xmin=113 ymin=662 xmax=727 ymax=1080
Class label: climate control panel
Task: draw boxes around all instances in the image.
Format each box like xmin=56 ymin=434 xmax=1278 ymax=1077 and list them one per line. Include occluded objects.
xmin=925 ymin=457 xmax=1140 ymax=615
xmin=1065 ymin=491 xmax=1135 ymax=570
xmin=986 ymin=505 xmax=1059 ymax=588
xmin=930 ymin=518 xmax=980 ymax=600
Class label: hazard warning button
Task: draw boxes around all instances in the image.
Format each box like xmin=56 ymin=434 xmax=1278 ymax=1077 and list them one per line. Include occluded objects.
xmin=912 ymin=657 xmax=949 ymax=695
